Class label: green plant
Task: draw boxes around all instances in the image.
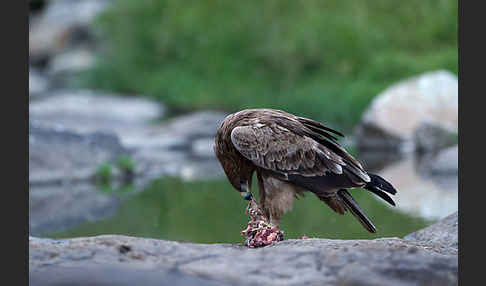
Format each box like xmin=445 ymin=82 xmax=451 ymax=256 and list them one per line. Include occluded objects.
xmin=96 ymin=162 xmax=113 ymax=185
xmin=117 ymin=155 xmax=135 ymax=172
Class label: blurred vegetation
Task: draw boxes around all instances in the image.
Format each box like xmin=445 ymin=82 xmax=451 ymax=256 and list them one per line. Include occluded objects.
xmin=117 ymin=155 xmax=135 ymax=172
xmin=83 ymin=0 xmax=457 ymax=131
xmin=95 ymin=162 xmax=113 ymax=185
xmin=49 ymin=177 xmax=431 ymax=243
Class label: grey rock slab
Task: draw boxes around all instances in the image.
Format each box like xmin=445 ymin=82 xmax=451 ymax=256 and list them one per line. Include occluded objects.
xmin=29 ymin=182 xmax=121 ymax=236
xmin=29 ymin=0 xmax=114 ymax=62
xmin=29 ymin=125 xmax=128 ymax=235
xmin=415 ymin=145 xmax=458 ymax=178
xmin=30 ymin=264 xmax=224 ymax=286
xmin=48 ymin=49 xmax=95 ymax=75
xmin=29 ymin=89 xmax=165 ymax=135
xmin=46 ymin=49 xmax=95 ymax=87
xmin=414 ymin=121 xmax=458 ymax=153
xmin=428 ymin=145 xmax=459 ymax=175
xmin=30 ymin=92 xmax=226 ymax=181
xmin=120 ymin=111 xmax=228 ymax=149
xmin=192 ymin=137 xmax=216 ymax=159
xmin=29 ymin=68 xmax=49 ymax=99
xmin=355 ymin=70 xmax=458 ymax=151
xmin=29 ymin=123 xmax=129 ymax=184
xmin=405 ymin=212 xmax=458 ymax=249
xmin=124 ymin=111 xmax=228 ymax=180
xmin=30 ymin=235 xmax=457 ymax=286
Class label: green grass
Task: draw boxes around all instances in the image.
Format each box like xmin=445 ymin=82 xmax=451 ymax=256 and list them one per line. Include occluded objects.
xmin=49 ymin=177 xmax=431 ymax=243
xmin=82 ymin=0 xmax=457 ymax=131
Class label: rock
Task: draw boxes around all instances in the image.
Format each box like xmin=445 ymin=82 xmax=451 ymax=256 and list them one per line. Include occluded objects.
xmin=29 ymin=235 xmax=458 ymax=286
xmin=414 ymin=121 xmax=458 ymax=153
xmin=119 ymin=111 xmax=226 ymax=149
xmin=417 ymin=145 xmax=458 ymax=176
xmin=30 ymin=92 xmax=226 ymax=181
xmin=29 ymin=264 xmax=223 ymax=286
xmin=29 ymin=182 xmax=121 ymax=236
xmin=29 ymin=68 xmax=49 ymax=99
xmin=405 ymin=212 xmax=458 ymax=249
xmin=29 ymin=0 xmax=114 ymax=66
xmin=29 ymin=89 xmax=165 ymax=135
xmin=29 ymin=123 xmax=129 ymax=184
xmin=355 ymin=70 xmax=458 ymax=152
xmin=119 ymin=111 xmax=228 ymax=181
xmin=369 ymin=156 xmax=457 ymax=220
xmin=47 ymin=49 xmax=95 ymax=87
xmin=192 ymin=137 xmax=216 ymax=158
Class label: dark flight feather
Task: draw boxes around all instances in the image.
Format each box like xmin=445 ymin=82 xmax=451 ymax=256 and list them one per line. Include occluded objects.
xmin=338 ymin=189 xmax=377 ymax=233
xmin=297 ymin=117 xmax=345 ymax=137
xmin=366 ymin=173 xmax=397 ymax=195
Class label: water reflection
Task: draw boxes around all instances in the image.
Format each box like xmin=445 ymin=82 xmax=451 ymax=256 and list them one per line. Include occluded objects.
xmin=359 ymin=151 xmax=458 ymax=221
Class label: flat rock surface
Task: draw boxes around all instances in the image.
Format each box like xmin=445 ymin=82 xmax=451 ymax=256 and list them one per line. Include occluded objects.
xmin=30 ymin=235 xmax=457 ymax=286
xmin=405 ymin=212 xmax=458 ymax=249
xmin=29 ymin=123 xmax=129 ymax=184
xmin=29 ymin=91 xmax=226 ymax=182
xmin=29 ymin=90 xmax=164 ymax=135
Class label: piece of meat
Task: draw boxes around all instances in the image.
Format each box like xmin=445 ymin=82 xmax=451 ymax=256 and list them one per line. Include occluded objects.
xmin=241 ymin=198 xmax=284 ymax=248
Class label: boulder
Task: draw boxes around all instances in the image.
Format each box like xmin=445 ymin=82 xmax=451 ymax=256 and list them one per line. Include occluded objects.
xmin=30 ymin=92 xmax=226 ymax=182
xmin=46 ymin=48 xmax=96 ymax=87
xmin=414 ymin=121 xmax=458 ymax=153
xmin=29 ymin=0 xmax=114 ymax=66
xmin=416 ymin=145 xmax=458 ymax=176
xmin=404 ymin=212 xmax=458 ymax=249
xmin=29 ymin=124 xmax=129 ymax=235
xmin=29 ymin=89 xmax=165 ymax=136
xmin=355 ymin=70 xmax=458 ymax=152
xmin=126 ymin=111 xmax=228 ymax=181
xmin=29 ymin=123 xmax=129 ymax=184
xmin=29 ymin=68 xmax=49 ymax=99
xmin=30 ymin=234 xmax=457 ymax=286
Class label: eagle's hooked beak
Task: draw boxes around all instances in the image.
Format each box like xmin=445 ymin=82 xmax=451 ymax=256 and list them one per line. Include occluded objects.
xmin=240 ymin=183 xmax=253 ymax=200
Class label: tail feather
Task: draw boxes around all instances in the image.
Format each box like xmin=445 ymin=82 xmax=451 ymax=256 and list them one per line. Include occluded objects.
xmin=364 ymin=173 xmax=397 ymax=206
xmin=338 ymin=189 xmax=377 ymax=233
xmin=366 ymin=188 xmax=396 ymax=206
xmin=366 ymin=173 xmax=397 ymax=194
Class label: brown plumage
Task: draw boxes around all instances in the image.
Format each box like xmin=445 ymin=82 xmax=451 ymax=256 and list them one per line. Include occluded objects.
xmin=214 ymin=108 xmax=397 ymax=233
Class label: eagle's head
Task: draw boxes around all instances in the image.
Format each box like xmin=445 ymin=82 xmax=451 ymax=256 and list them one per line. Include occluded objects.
xmin=214 ymin=112 xmax=256 ymax=199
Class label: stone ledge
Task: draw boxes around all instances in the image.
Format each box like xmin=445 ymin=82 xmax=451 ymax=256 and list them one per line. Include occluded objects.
xmin=30 ymin=234 xmax=458 ymax=286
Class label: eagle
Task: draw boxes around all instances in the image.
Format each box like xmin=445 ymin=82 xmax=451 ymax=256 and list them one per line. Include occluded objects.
xmin=214 ymin=108 xmax=397 ymax=233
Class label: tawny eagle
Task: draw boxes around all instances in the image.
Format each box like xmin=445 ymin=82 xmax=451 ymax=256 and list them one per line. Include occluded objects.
xmin=214 ymin=109 xmax=397 ymax=233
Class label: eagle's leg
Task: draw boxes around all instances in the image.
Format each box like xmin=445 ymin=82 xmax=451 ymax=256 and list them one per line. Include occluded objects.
xmin=260 ymin=176 xmax=297 ymax=228
xmin=256 ymin=171 xmax=271 ymax=220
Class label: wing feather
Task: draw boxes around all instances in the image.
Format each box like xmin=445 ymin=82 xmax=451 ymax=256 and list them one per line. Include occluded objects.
xmin=231 ymin=124 xmax=344 ymax=178
xmin=230 ymin=113 xmax=370 ymax=184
